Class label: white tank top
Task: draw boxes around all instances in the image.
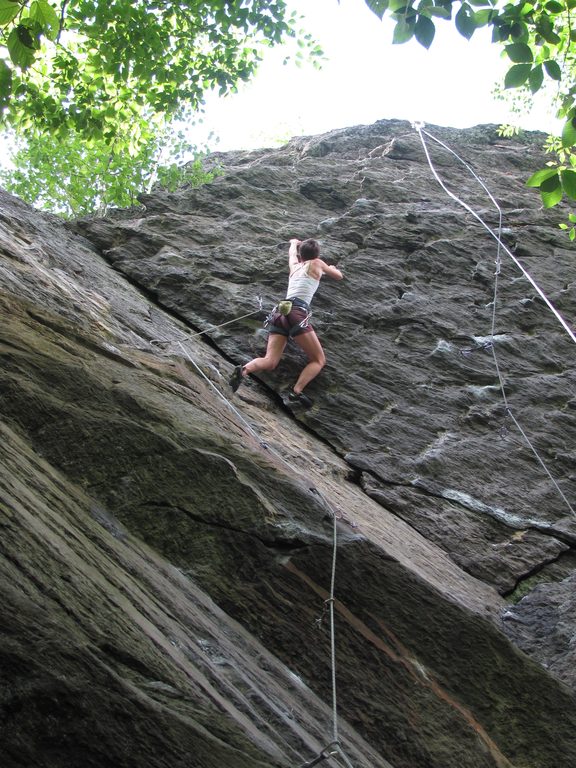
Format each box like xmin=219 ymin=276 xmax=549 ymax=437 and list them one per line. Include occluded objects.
xmin=286 ymin=262 xmax=320 ymax=305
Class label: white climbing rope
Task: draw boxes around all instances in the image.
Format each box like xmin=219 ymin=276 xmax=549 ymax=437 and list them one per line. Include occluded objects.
xmin=150 ymin=297 xmax=263 ymax=347
xmin=414 ymin=123 xmax=576 ymax=346
xmin=185 ymin=339 xmax=356 ymax=767
xmin=326 ymin=496 xmax=357 ymax=768
xmin=175 ymin=339 xmax=267 ymax=446
xmin=150 ymin=301 xmax=270 ymax=442
xmin=329 ymin=510 xmax=339 ymax=747
xmin=414 ymin=123 xmax=575 ymax=518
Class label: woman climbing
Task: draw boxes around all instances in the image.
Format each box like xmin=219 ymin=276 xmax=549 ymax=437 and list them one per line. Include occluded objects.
xmin=229 ymin=238 xmax=343 ymax=408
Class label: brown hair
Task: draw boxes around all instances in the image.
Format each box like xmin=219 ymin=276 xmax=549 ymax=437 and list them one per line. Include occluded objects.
xmin=298 ymin=238 xmax=320 ymax=261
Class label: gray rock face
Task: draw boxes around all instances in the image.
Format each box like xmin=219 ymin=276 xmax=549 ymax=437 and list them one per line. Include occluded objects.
xmin=1 ymin=119 xmax=576 ymax=768
xmin=76 ymin=120 xmax=576 ymax=597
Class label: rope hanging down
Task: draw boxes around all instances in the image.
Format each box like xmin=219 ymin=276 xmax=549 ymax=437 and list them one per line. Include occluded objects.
xmin=414 ymin=122 xmax=575 ymax=518
xmin=184 ymin=341 xmax=356 ymax=768
xmin=414 ymin=123 xmax=576 ymax=346
xmin=298 ymin=497 xmax=357 ymax=768
xmin=148 ymin=307 xmax=357 ymax=767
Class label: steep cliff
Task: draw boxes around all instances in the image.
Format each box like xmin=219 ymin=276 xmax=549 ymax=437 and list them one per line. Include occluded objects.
xmin=1 ymin=119 xmax=575 ymax=768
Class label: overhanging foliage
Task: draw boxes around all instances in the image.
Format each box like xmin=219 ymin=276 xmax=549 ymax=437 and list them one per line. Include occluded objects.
xmin=0 ymin=0 xmax=310 ymax=149
xmin=0 ymin=1 xmax=319 ymax=215
xmin=365 ymin=0 xmax=576 ymax=212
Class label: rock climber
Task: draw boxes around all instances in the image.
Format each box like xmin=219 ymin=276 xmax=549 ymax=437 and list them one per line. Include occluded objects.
xmin=229 ymin=238 xmax=344 ymax=408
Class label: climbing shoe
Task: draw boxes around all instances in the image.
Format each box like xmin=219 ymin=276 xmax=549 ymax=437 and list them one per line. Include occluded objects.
xmin=288 ymin=389 xmax=314 ymax=409
xmin=229 ymin=365 xmax=244 ymax=392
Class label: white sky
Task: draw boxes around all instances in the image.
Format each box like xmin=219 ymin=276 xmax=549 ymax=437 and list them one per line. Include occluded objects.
xmin=188 ymin=0 xmax=562 ymax=153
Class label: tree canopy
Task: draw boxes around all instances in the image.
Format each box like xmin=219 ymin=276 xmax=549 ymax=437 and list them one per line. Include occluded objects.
xmin=0 ymin=1 xmax=320 ymax=215
xmin=0 ymin=0 xmax=313 ymax=146
xmin=0 ymin=125 xmax=220 ymax=216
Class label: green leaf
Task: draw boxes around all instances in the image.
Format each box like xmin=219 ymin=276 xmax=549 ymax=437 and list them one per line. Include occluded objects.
xmin=393 ymin=18 xmax=415 ymax=44
xmin=541 ymin=179 xmax=563 ymax=208
xmin=541 ymin=174 xmax=562 ymax=193
xmin=415 ymin=14 xmax=435 ymax=47
xmin=0 ymin=0 xmax=19 ymax=27
xmin=510 ymin=21 xmax=528 ymax=41
xmin=473 ymin=9 xmax=494 ymax=25
xmin=560 ymin=169 xmax=576 ymax=199
xmin=428 ymin=6 xmax=452 ymax=18
xmin=544 ymin=59 xmax=561 ymax=81
xmin=455 ymin=3 xmax=477 ymax=39
xmin=15 ymin=19 xmax=42 ymax=50
xmin=505 ymin=42 xmax=533 ymax=63
xmin=1 ymin=124 xmax=216 ymax=217
xmin=0 ymin=58 xmax=12 ymax=107
xmin=0 ymin=1 xmax=313 ymax=148
xmin=545 ymin=1 xmax=564 ymax=11
xmin=29 ymin=0 xmax=60 ymax=41
xmin=526 ymin=167 xmax=559 ymax=187
xmin=365 ymin=0 xmax=389 ymax=19
xmin=7 ymin=26 xmax=37 ymax=68
xmin=536 ymin=15 xmax=561 ymax=44
xmin=492 ymin=22 xmax=512 ymax=43
xmin=561 ymin=118 xmax=576 ymax=148
xmin=504 ymin=63 xmax=532 ymax=88
xmin=528 ymin=64 xmax=544 ymax=93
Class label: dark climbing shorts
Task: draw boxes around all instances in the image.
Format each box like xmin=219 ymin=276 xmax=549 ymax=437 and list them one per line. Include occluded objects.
xmin=267 ymin=298 xmax=313 ymax=338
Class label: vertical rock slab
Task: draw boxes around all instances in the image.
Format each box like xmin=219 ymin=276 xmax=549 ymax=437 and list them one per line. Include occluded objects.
xmin=2 ymin=118 xmax=576 ymax=768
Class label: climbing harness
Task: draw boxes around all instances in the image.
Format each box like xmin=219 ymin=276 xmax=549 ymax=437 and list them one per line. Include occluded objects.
xmin=414 ymin=122 xmax=575 ymax=518
xmin=264 ymin=296 xmax=313 ymax=337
